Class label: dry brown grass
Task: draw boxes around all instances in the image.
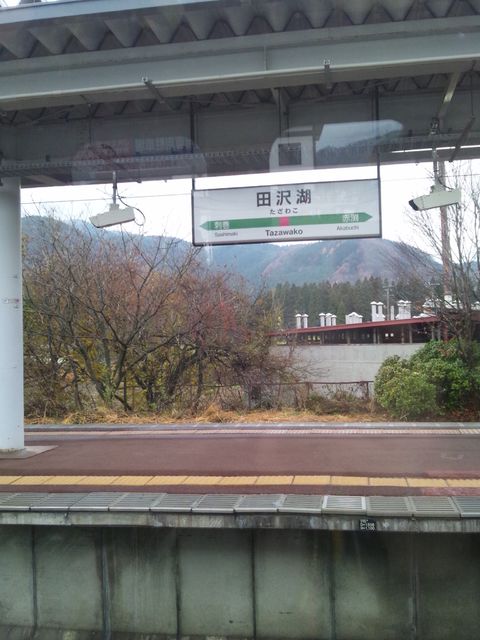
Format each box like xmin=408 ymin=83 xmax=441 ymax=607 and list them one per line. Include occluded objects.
xmin=26 ymin=405 xmax=387 ymax=425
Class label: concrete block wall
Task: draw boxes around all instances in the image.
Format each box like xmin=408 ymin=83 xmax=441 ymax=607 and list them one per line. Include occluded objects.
xmin=1 ymin=525 xmax=480 ymax=639
xmin=273 ymin=344 xmax=423 ymax=383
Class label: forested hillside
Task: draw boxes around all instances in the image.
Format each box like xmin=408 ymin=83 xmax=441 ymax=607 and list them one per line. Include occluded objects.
xmin=273 ymin=278 xmax=432 ymax=328
xmin=23 ymin=216 xmax=437 ymax=332
xmin=206 ymin=237 xmax=437 ymax=286
xmin=23 ymin=216 xmax=436 ymax=288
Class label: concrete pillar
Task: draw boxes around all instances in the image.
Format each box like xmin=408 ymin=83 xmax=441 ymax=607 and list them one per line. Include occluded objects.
xmin=0 ymin=178 xmax=24 ymax=451
xmin=178 ymin=530 xmax=253 ymax=638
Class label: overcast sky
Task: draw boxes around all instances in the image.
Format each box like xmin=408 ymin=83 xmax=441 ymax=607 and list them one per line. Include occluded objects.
xmin=3 ymin=1 xmax=474 ymax=250
xmin=20 ymin=162 xmax=441 ymax=249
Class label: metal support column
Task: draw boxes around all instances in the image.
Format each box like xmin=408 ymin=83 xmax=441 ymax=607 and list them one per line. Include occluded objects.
xmin=0 ymin=178 xmax=24 ymax=451
xmin=438 ymin=160 xmax=453 ymax=297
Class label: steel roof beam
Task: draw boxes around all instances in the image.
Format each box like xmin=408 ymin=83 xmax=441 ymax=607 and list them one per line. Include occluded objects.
xmin=0 ymin=17 xmax=479 ymax=112
xmin=142 ymin=76 xmax=176 ymax=112
xmin=437 ymin=71 xmax=462 ymax=123
xmin=0 ymin=0 xmax=220 ymax=26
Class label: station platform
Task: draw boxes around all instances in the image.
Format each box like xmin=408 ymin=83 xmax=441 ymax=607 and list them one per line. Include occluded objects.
xmin=2 ymin=423 xmax=479 ymax=640
xmin=0 ymin=422 xmax=478 ymax=496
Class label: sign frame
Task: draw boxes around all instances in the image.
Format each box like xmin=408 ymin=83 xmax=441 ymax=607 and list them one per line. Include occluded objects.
xmin=192 ymin=177 xmax=382 ymax=246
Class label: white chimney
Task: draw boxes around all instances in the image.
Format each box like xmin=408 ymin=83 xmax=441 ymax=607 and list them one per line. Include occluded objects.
xmin=331 ymin=314 xmax=337 ymax=326
xmin=346 ymin=312 xmax=363 ymax=325
xmin=376 ymin=302 xmax=385 ymax=322
xmin=319 ymin=313 xmax=326 ymax=327
xmin=396 ymin=300 xmax=412 ymax=320
xmin=302 ymin=313 xmax=309 ymax=328
xmin=325 ymin=312 xmax=332 ymax=327
xmin=370 ymin=301 xmax=377 ymax=322
xmin=295 ymin=313 xmax=302 ymax=329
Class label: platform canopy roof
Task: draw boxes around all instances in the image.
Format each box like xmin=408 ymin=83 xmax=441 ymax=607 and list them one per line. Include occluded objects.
xmin=0 ymin=0 xmax=479 ymax=186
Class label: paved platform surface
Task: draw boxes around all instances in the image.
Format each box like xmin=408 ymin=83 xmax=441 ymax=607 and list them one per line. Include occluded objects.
xmin=0 ymin=422 xmax=479 ymax=495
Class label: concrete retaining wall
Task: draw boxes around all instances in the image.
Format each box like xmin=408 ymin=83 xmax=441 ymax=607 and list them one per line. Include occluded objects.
xmin=1 ymin=525 xmax=480 ymax=639
xmin=273 ymin=343 xmax=423 ymax=383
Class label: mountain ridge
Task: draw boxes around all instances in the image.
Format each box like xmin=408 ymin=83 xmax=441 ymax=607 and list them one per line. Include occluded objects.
xmin=22 ymin=216 xmax=437 ymax=286
xmin=205 ymin=237 xmax=437 ymax=286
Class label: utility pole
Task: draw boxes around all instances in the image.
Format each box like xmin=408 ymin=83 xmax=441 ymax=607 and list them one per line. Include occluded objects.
xmin=433 ymin=152 xmax=453 ymax=340
xmin=433 ymin=152 xmax=453 ymax=300
xmin=438 ymin=159 xmax=453 ymax=300
xmin=384 ymin=283 xmax=392 ymax=320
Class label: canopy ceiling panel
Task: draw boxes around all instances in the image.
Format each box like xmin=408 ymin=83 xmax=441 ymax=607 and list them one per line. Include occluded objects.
xmin=0 ymin=0 xmax=479 ymax=185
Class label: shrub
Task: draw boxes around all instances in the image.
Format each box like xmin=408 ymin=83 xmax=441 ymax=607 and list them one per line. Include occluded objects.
xmin=375 ymin=341 xmax=480 ymax=419
xmin=374 ymin=356 xmax=409 ymax=395
xmin=411 ymin=341 xmax=479 ymax=411
xmin=374 ymin=367 xmax=437 ymax=420
xmin=305 ymin=390 xmax=369 ymax=415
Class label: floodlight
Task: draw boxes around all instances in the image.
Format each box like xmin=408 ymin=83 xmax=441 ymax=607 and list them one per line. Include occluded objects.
xmin=90 ymin=203 xmax=135 ymax=228
xmin=409 ymin=185 xmax=461 ymax=211
xmin=90 ymin=171 xmax=136 ymax=228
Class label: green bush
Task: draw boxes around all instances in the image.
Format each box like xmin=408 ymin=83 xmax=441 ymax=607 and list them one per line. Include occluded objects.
xmin=411 ymin=341 xmax=478 ymax=411
xmin=375 ymin=341 xmax=480 ymax=419
xmin=374 ymin=355 xmax=409 ymax=394
xmin=374 ymin=367 xmax=437 ymax=420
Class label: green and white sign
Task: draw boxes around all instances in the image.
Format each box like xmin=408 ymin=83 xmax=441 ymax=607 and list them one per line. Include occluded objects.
xmin=192 ymin=179 xmax=381 ymax=245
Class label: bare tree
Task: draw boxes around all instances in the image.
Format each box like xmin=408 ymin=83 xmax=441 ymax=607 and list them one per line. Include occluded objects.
xmin=23 ymin=215 xmax=294 ymax=416
xmin=23 ymin=216 xmax=199 ymax=412
xmin=132 ymin=266 xmax=293 ymax=412
xmin=403 ymin=161 xmax=480 ymax=366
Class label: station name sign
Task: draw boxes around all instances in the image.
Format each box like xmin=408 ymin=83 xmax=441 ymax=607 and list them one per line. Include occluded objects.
xmin=192 ymin=179 xmax=381 ymax=246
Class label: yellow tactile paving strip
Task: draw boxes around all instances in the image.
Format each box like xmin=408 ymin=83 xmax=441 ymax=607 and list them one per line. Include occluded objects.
xmin=256 ymin=475 xmax=294 ymax=485
xmin=183 ymin=476 xmax=223 ymax=485
xmin=0 ymin=476 xmax=21 ymax=484
xmin=218 ymin=476 xmax=258 ymax=485
xmin=12 ymin=476 xmax=52 ymax=485
xmin=43 ymin=475 xmax=87 ymax=485
xmin=293 ymin=475 xmax=331 ymax=485
xmin=111 ymin=475 xmax=154 ymax=486
xmin=146 ymin=475 xmax=188 ymax=485
xmin=406 ymin=478 xmax=448 ymax=487
xmin=74 ymin=476 xmax=119 ymax=485
xmin=369 ymin=477 xmax=408 ymax=487
xmin=1 ymin=474 xmax=480 ymax=488
xmin=331 ymin=476 xmax=369 ymax=485
xmin=446 ymin=479 xmax=480 ymax=487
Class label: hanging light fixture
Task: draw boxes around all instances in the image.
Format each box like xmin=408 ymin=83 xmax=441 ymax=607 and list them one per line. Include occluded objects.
xmin=90 ymin=171 xmax=136 ymax=228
